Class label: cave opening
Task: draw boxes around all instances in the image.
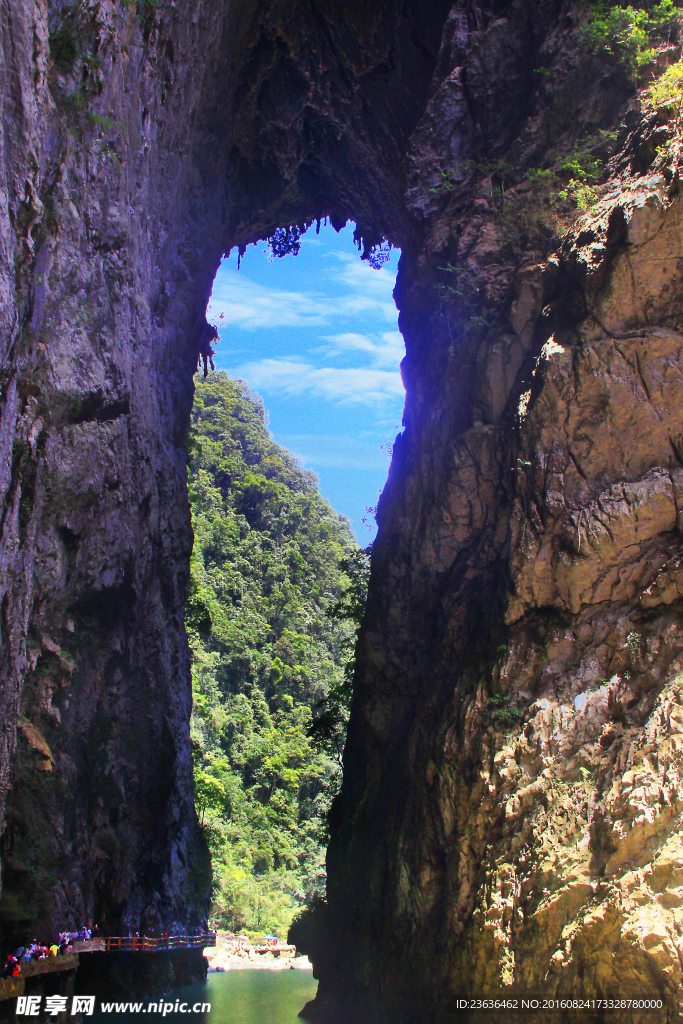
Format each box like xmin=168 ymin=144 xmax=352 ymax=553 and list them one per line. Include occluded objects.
xmin=206 ymin=222 xmax=404 ymax=537
xmin=187 ymin=220 xmax=404 ymax=939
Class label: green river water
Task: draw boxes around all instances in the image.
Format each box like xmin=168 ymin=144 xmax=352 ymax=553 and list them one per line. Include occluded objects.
xmin=94 ymin=971 xmax=318 ymax=1024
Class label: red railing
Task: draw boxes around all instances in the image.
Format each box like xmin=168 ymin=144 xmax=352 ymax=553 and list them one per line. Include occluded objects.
xmin=104 ymin=933 xmax=216 ymax=953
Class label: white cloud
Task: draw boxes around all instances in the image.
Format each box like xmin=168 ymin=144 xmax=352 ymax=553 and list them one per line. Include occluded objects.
xmin=226 ymin=358 xmax=405 ymax=405
xmin=333 ymin=252 xmax=397 ymax=298
xmin=278 ymin=432 xmax=392 ymax=471
xmin=316 ymin=331 xmax=404 ymax=368
xmin=323 ymin=253 xmax=397 ymax=322
xmin=208 ymin=242 xmax=404 ymax=412
xmin=207 ymin=255 xmax=398 ymax=332
xmin=207 ymin=273 xmax=330 ymax=330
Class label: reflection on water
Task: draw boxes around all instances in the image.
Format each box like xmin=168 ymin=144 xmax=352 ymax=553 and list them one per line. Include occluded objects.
xmin=94 ymin=970 xmax=318 ymax=1024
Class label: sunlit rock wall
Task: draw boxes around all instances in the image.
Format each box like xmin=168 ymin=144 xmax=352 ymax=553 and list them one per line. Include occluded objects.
xmin=330 ymin=188 xmax=683 ymax=1022
xmin=316 ymin=6 xmax=683 ymax=1024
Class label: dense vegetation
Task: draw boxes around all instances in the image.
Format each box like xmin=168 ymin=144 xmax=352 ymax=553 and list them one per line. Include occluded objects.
xmin=187 ymin=373 xmax=360 ymax=937
xmin=580 ymin=0 xmax=680 ymax=76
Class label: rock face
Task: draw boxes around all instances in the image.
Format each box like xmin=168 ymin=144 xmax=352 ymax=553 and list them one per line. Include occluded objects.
xmin=0 ymin=0 xmax=215 ymax=938
xmin=315 ymin=16 xmax=683 ymax=1024
xmin=0 ymin=0 xmax=449 ymax=944
xmin=2 ymin=0 xmax=683 ymax=1018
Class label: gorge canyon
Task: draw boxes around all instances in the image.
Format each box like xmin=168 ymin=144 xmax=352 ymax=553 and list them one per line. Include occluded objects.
xmin=2 ymin=0 xmax=683 ymax=1020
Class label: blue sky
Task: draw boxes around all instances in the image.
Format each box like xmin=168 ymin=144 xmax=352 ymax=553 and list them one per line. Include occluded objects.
xmin=206 ymin=224 xmax=404 ymax=539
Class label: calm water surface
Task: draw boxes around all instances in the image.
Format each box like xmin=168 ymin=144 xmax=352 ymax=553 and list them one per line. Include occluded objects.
xmin=95 ymin=971 xmax=318 ymax=1024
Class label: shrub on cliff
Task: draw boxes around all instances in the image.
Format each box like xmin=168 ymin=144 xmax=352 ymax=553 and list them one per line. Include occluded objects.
xmin=580 ymin=1 xmax=681 ymax=75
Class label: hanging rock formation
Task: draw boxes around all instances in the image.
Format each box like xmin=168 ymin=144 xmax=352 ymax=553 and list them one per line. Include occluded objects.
xmin=2 ymin=0 xmax=683 ymax=1019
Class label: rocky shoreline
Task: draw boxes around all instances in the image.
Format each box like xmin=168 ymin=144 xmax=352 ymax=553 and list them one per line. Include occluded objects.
xmin=205 ymin=935 xmax=311 ymax=973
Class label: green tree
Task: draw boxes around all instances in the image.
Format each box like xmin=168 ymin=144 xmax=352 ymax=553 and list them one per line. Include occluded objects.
xmin=581 ymin=1 xmax=680 ymax=75
xmin=308 ymin=545 xmax=371 ymax=767
xmin=187 ymin=372 xmax=359 ymax=935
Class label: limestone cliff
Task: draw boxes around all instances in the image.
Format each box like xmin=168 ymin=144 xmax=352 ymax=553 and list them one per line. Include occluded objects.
xmin=0 ymin=0 xmax=448 ymax=944
xmin=2 ymin=0 xmax=683 ymax=1019
xmin=316 ymin=8 xmax=683 ymax=1022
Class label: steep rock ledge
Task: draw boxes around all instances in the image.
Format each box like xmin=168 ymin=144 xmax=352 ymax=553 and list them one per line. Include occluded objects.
xmin=2 ymin=0 xmax=683 ymax=1019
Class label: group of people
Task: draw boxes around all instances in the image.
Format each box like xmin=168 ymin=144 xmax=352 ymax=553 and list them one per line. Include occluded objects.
xmin=2 ymin=926 xmax=99 ymax=979
xmin=59 ymin=926 xmax=98 ymax=944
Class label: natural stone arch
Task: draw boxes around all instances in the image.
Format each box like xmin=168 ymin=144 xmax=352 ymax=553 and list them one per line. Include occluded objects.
xmin=3 ymin=0 xmax=683 ymax=1021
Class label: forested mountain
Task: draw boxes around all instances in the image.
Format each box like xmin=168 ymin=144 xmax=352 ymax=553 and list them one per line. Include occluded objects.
xmin=187 ymin=373 xmax=358 ymax=935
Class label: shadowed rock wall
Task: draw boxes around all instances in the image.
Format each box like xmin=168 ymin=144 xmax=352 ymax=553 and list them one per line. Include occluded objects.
xmin=2 ymin=0 xmax=683 ymax=1019
xmin=0 ymin=0 xmax=449 ymax=944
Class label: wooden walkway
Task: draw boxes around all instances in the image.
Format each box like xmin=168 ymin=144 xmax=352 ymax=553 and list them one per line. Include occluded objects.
xmin=0 ymin=954 xmax=79 ymax=1001
xmin=0 ymin=977 xmax=24 ymax=1001
xmin=20 ymin=954 xmax=79 ymax=976
xmin=72 ymin=939 xmax=105 ymax=953
xmin=0 ymin=935 xmax=216 ymax=1001
xmin=104 ymin=933 xmax=216 ymax=953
